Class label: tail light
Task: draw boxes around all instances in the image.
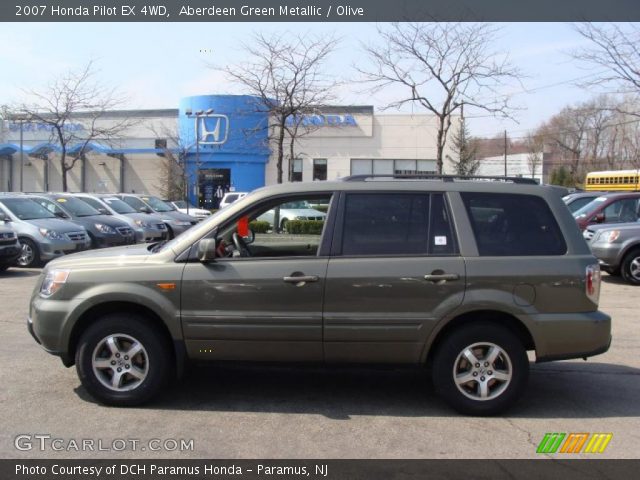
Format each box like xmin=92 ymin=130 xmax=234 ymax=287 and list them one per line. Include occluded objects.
xmin=586 ymin=264 xmax=601 ymax=304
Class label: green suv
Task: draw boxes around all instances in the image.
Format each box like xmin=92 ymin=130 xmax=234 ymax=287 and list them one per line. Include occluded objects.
xmin=28 ymin=176 xmax=611 ymax=415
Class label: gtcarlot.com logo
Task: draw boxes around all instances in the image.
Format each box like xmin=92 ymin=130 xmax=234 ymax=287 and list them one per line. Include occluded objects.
xmin=536 ymin=432 xmax=612 ymax=454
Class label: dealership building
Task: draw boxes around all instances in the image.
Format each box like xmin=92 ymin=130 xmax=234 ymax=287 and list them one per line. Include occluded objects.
xmin=0 ymin=94 xmax=458 ymax=207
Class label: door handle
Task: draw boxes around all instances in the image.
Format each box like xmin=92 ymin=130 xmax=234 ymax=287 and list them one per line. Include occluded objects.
xmin=423 ymin=273 xmax=460 ymax=282
xmin=283 ymin=275 xmax=319 ymax=285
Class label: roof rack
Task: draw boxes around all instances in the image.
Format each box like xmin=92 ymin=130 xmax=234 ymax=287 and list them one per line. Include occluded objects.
xmin=341 ymin=174 xmax=539 ymax=185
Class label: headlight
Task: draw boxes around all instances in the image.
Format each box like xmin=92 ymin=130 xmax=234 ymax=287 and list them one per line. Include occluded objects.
xmin=40 ymin=269 xmax=70 ymax=297
xmin=94 ymin=223 xmax=116 ymax=234
xmin=172 ymin=221 xmax=191 ymax=226
xmin=39 ymin=228 xmax=65 ymax=240
xmin=606 ymin=230 xmax=621 ymax=243
xmin=134 ymin=220 xmax=150 ymax=228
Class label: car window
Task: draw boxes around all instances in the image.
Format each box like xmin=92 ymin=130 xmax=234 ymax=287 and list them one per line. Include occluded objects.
xmin=462 ymin=192 xmax=567 ymax=256
xmin=224 ymin=194 xmax=239 ymax=203
xmin=78 ymin=196 xmax=109 ymax=213
xmin=603 ymin=198 xmax=639 ymax=223
xmin=216 ymin=194 xmax=332 ymax=258
xmin=340 ymin=193 xmax=454 ymax=256
xmin=121 ymin=196 xmax=149 ymax=211
xmin=567 ymin=197 xmax=596 ymax=213
xmin=0 ymin=198 xmax=56 ymax=220
xmin=32 ymin=198 xmax=69 ymax=217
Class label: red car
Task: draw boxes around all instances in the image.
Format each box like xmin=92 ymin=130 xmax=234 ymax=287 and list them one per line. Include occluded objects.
xmin=573 ymin=192 xmax=640 ymax=230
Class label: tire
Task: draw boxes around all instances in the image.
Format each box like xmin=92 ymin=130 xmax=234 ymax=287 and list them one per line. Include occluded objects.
xmin=16 ymin=238 xmax=41 ymax=268
xmin=166 ymin=225 xmax=175 ymax=240
xmin=621 ymin=248 xmax=640 ymax=286
xmin=75 ymin=313 xmax=172 ymax=406
xmin=432 ymin=322 xmax=529 ymax=416
xmin=0 ymin=264 xmax=8 ymax=272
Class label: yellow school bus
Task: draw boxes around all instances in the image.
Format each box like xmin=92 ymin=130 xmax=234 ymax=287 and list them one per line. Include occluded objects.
xmin=584 ymin=169 xmax=640 ymax=191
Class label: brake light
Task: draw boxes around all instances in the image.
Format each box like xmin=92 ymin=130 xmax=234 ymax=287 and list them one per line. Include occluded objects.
xmin=585 ymin=264 xmax=601 ymax=304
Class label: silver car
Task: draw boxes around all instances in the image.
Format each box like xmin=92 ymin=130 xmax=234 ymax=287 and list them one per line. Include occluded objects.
xmin=257 ymin=199 xmax=326 ymax=231
xmin=0 ymin=196 xmax=91 ymax=267
xmin=586 ymin=221 xmax=640 ymax=285
xmin=117 ymin=194 xmax=197 ymax=238
xmin=0 ymin=220 xmax=21 ymax=271
xmin=74 ymin=194 xmax=168 ymax=243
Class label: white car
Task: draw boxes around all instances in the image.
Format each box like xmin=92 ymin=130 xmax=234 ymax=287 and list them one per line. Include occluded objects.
xmin=219 ymin=192 xmax=248 ymax=210
xmin=257 ymin=200 xmax=326 ymax=231
xmin=167 ymin=201 xmax=211 ymax=221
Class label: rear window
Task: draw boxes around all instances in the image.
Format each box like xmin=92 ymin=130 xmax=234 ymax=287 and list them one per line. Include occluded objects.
xmin=461 ymin=192 xmax=566 ymax=256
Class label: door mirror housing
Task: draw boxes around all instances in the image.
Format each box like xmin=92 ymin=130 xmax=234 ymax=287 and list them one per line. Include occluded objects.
xmin=593 ymin=213 xmax=605 ymax=223
xmin=139 ymin=206 xmax=152 ymax=214
xmin=197 ymin=238 xmax=217 ymax=263
xmin=0 ymin=211 xmax=9 ymax=222
xmin=98 ymin=208 xmax=111 ymax=215
xmin=54 ymin=211 xmax=70 ymax=219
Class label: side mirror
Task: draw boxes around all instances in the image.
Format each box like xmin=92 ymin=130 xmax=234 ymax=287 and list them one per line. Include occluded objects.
xmin=54 ymin=211 xmax=69 ymax=219
xmin=0 ymin=212 xmax=9 ymax=222
xmin=139 ymin=206 xmax=152 ymax=214
xmin=98 ymin=208 xmax=111 ymax=215
xmin=593 ymin=213 xmax=605 ymax=223
xmin=197 ymin=238 xmax=217 ymax=263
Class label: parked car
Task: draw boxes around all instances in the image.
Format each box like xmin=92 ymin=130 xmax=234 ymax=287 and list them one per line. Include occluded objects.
xmin=257 ymin=199 xmax=327 ymax=231
xmin=563 ymin=191 xmax=606 ymax=214
xmin=0 ymin=196 xmax=91 ymax=268
xmin=28 ymin=194 xmax=136 ymax=248
xmin=73 ymin=194 xmax=168 ymax=243
xmin=573 ymin=192 xmax=640 ymax=230
xmin=28 ymin=175 xmax=610 ymax=415
xmin=166 ymin=200 xmax=211 ymax=221
xmin=219 ymin=192 xmax=248 ymax=210
xmin=116 ymin=194 xmax=197 ymax=238
xmin=584 ymin=221 xmax=640 ymax=284
xmin=0 ymin=219 xmax=21 ymax=271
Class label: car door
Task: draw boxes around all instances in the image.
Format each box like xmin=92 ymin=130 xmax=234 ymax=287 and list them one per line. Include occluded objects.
xmin=323 ymin=192 xmax=466 ymax=364
xmin=180 ymin=193 xmax=335 ymax=362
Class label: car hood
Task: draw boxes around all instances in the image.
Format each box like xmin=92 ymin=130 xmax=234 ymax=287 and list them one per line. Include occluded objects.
xmin=178 ymin=208 xmax=209 ymax=216
xmin=123 ymin=212 xmax=164 ymax=223
xmin=70 ymin=214 xmax=130 ymax=228
xmin=24 ymin=217 xmax=86 ymax=232
xmin=162 ymin=210 xmax=197 ymax=222
xmin=587 ymin=222 xmax=640 ymax=233
xmin=47 ymin=243 xmax=153 ymax=269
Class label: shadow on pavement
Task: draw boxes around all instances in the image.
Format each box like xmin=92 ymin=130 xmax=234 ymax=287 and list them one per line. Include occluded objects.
xmin=74 ymin=361 xmax=640 ymax=419
xmin=0 ymin=268 xmax=40 ymax=278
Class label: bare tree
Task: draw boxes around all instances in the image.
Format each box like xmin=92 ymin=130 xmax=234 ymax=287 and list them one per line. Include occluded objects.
xmin=525 ymin=132 xmax=544 ymax=179
xmin=358 ymin=23 xmax=520 ymax=173
xmin=13 ymin=61 xmax=136 ymax=191
xmin=150 ymin=125 xmax=189 ymax=201
xmin=219 ymin=32 xmax=339 ymax=183
xmin=572 ymin=23 xmax=640 ymax=98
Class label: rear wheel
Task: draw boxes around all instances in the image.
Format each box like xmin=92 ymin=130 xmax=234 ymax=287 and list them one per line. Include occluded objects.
xmin=432 ymin=322 xmax=529 ymax=415
xmin=75 ymin=313 xmax=172 ymax=406
xmin=621 ymin=248 xmax=640 ymax=285
xmin=0 ymin=264 xmax=9 ymax=272
xmin=17 ymin=238 xmax=40 ymax=268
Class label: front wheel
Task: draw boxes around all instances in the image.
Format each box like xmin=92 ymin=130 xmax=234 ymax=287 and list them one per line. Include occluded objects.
xmin=621 ymin=248 xmax=640 ymax=285
xmin=17 ymin=238 xmax=41 ymax=268
xmin=432 ymin=323 xmax=529 ymax=416
xmin=75 ymin=314 xmax=172 ymax=406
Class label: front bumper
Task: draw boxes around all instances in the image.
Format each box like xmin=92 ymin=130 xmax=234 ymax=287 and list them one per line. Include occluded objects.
xmin=590 ymin=244 xmax=622 ymax=269
xmin=0 ymin=243 xmax=21 ymax=264
xmin=40 ymin=238 xmax=92 ymax=261
xmin=529 ymin=310 xmax=612 ymax=362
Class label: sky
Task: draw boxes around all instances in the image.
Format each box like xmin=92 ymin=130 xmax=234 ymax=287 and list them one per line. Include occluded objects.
xmin=0 ymin=22 xmax=618 ymax=140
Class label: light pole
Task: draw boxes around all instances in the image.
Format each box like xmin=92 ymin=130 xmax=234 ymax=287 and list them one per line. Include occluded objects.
xmin=185 ymin=108 xmax=213 ymax=212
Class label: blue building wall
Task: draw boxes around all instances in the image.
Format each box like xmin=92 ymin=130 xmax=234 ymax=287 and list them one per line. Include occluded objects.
xmin=178 ymin=95 xmax=270 ymax=206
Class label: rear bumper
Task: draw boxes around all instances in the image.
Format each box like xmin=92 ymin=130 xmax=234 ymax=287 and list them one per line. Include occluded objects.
xmin=529 ymin=310 xmax=612 ymax=362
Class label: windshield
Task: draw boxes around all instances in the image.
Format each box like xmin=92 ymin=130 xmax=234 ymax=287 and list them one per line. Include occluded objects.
xmin=172 ymin=200 xmax=197 ymax=209
xmin=79 ymin=196 xmax=111 ymax=214
xmin=573 ymin=197 xmax=607 ymax=218
xmin=141 ymin=196 xmax=174 ymax=212
xmin=0 ymin=198 xmax=56 ymax=220
xmin=51 ymin=197 xmax=101 ymax=217
xmin=102 ymin=197 xmax=136 ymax=214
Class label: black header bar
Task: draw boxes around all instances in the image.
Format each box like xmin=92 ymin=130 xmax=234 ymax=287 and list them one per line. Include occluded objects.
xmin=3 ymin=0 xmax=640 ymax=22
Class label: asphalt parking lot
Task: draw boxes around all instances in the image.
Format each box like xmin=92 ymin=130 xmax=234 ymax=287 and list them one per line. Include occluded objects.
xmin=1 ymin=268 xmax=638 ymax=459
